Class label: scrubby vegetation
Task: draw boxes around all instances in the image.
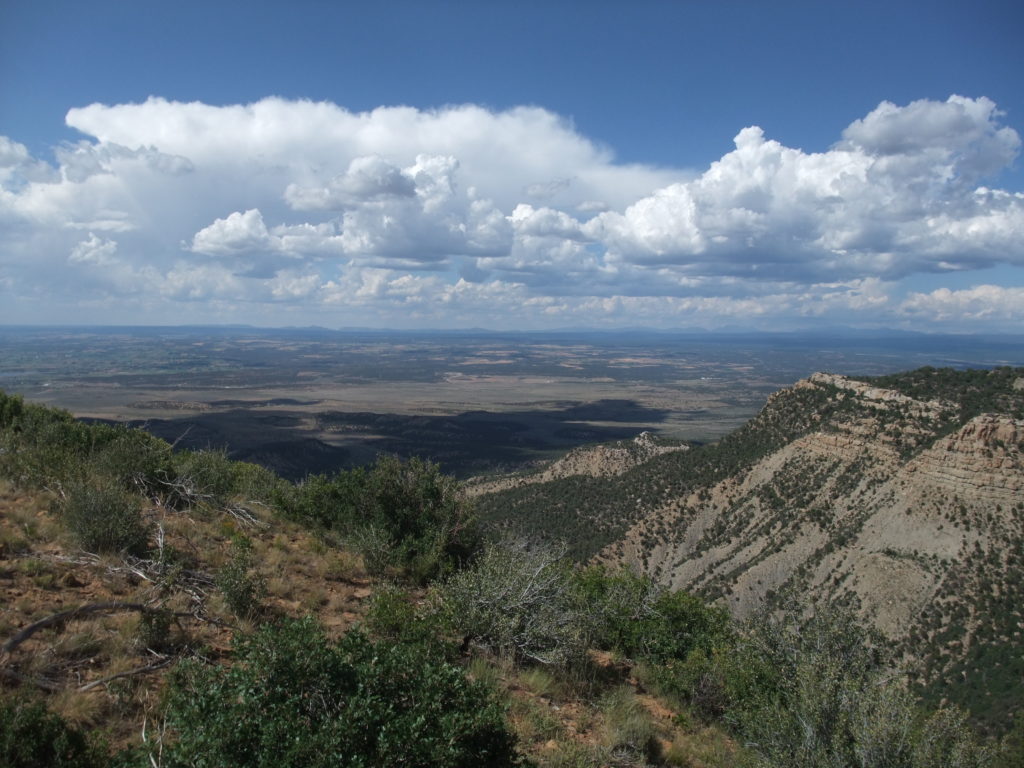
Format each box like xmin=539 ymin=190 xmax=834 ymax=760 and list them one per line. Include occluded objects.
xmin=274 ymin=454 xmax=479 ymax=583
xmin=145 ymin=617 xmax=521 ymax=768
xmin=0 ymin=696 xmax=104 ymax=768
xmin=857 ymin=366 xmax=1024 ymax=421
xmin=475 ymin=366 xmax=1024 ymax=741
xmin=0 ymin=384 xmax=1016 ymax=766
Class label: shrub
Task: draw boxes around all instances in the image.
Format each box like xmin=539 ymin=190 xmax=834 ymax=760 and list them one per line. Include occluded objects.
xmin=156 ymin=617 xmax=523 ymax=767
xmin=913 ymin=707 xmax=995 ymax=768
xmin=54 ymin=480 xmax=150 ymax=556
xmin=276 ymin=455 xmax=480 ymax=583
xmin=347 ymin=521 xmax=394 ymax=576
xmin=134 ymin=608 xmax=175 ymax=653
xmin=443 ymin=539 xmax=589 ymax=669
xmin=168 ymin=448 xmax=238 ymax=509
xmin=364 ymin=582 xmax=452 ymax=652
xmin=997 ymin=712 xmax=1024 ymax=768
xmin=215 ymin=536 xmax=266 ymax=620
xmin=0 ymin=403 xmax=90 ymax=487
xmin=0 ymin=390 xmax=25 ymax=430
xmin=230 ymin=460 xmax=281 ymax=506
xmin=272 ymin=468 xmax=366 ymax=528
xmin=573 ymin=565 xmax=731 ymax=663
xmin=716 ymin=603 xmax=998 ymax=768
xmin=355 ymin=455 xmax=480 ymax=582
xmin=86 ymin=427 xmax=173 ymax=497
xmin=573 ymin=565 xmax=659 ymax=654
xmin=0 ymin=695 xmax=104 ymax=768
xmin=0 ymin=392 xmax=177 ymax=496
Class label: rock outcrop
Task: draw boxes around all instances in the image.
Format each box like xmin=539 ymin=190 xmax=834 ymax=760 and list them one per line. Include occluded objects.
xmin=466 ymin=431 xmax=687 ymax=496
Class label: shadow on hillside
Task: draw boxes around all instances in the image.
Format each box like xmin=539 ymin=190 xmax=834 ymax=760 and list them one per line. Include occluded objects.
xmin=119 ymin=399 xmax=671 ymax=480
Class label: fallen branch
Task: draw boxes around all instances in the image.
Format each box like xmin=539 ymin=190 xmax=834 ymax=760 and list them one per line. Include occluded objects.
xmin=1 ymin=602 xmax=194 ymax=658
xmin=78 ymin=656 xmax=175 ymax=692
xmin=0 ymin=666 xmax=63 ymax=692
xmin=225 ymin=504 xmax=265 ymax=528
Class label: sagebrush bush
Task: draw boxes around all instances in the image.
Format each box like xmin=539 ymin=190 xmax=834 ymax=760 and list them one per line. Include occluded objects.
xmin=713 ymin=603 xmax=997 ymax=768
xmin=156 ymin=617 xmax=522 ymax=768
xmin=913 ymin=707 xmax=995 ymax=768
xmin=443 ymin=539 xmax=590 ymax=669
xmin=55 ymin=480 xmax=150 ymax=556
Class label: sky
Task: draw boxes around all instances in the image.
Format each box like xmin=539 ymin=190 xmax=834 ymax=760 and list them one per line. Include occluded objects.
xmin=2 ymin=0 xmax=1023 ymax=333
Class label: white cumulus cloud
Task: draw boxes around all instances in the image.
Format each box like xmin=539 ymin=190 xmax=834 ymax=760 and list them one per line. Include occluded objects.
xmin=898 ymin=284 xmax=1024 ymax=324
xmin=586 ymin=98 xmax=1024 ymax=283
xmin=69 ymin=233 xmax=118 ymax=265
xmin=0 ymin=95 xmax=1021 ymax=330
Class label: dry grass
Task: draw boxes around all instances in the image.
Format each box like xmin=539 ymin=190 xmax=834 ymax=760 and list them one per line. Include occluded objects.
xmin=1 ymin=478 xmax=748 ymax=766
xmin=265 ymin=574 xmax=293 ymax=600
xmin=663 ymin=726 xmax=742 ymax=767
xmin=50 ymin=687 xmax=107 ymax=728
xmin=299 ymin=584 xmax=329 ymax=611
xmin=467 ymin=655 xmax=503 ymax=689
xmin=537 ymin=740 xmax=611 ymax=768
xmin=509 ymin=696 xmax=564 ymax=743
xmin=598 ymin=685 xmax=661 ymax=762
xmin=316 ymin=549 xmax=364 ymax=582
xmin=519 ymin=666 xmax=567 ymax=701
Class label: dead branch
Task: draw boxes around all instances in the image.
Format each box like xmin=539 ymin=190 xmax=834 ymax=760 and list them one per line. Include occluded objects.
xmin=78 ymin=656 xmax=175 ymax=692
xmin=0 ymin=666 xmax=64 ymax=692
xmin=1 ymin=602 xmax=195 ymax=658
xmin=225 ymin=504 xmax=265 ymax=528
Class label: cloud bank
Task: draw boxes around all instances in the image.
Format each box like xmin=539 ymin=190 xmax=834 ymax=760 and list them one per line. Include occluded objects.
xmin=1 ymin=95 xmax=1022 ymax=330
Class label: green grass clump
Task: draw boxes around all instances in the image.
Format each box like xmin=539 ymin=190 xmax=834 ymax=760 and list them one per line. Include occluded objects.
xmin=599 ymin=686 xmax=660 ymax=763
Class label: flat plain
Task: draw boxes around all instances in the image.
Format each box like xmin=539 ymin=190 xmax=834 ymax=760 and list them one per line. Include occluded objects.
xmin=2 ymin=326 xmax=1023 ymax=479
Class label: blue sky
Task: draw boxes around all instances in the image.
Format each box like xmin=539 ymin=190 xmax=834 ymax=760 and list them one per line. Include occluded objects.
xmin=2 ymin=0 xmax=1023 ymax=331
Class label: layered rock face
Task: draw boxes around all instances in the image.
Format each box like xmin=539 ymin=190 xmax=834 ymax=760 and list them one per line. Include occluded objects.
xmin=604 ymin=371 xmax=1022 ymax=721
xmin=912 ymin=414 xmax=1024 ymax=503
